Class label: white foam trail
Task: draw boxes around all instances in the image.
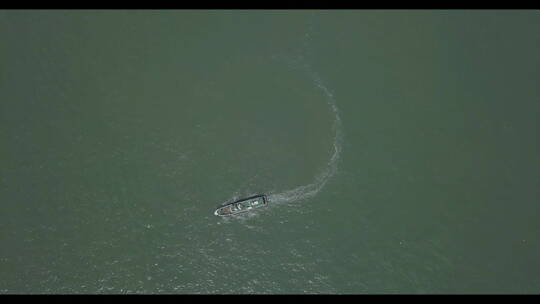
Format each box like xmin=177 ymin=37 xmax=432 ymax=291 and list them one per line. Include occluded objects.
xmin=268 ymin=62 xmax=343 ymax=205
xmin=217 ymin=60 xmax=343 ymax=217
xmin=219 ymin=18 xmax=343 ymax=212
xmin=266 ymin=16 xmax=343 ymax=205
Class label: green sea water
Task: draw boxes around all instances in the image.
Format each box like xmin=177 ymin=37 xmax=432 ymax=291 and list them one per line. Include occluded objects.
xmin=1 ymin=10 xmax=540 ymax=294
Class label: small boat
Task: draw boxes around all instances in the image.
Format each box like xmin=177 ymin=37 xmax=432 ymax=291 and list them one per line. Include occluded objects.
xmin=214 ymin=194 xmax=268 ymax=216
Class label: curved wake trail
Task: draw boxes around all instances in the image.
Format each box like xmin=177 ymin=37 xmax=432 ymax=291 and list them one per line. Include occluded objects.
xmin=267 ymin=63 xmax=343 ymax=205
xmin=219 ymin=18 xmax=343 ymax=211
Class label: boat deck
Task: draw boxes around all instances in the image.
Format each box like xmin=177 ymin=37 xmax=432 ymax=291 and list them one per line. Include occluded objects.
xmin=214 ymin=195 xmax=268 ymax=216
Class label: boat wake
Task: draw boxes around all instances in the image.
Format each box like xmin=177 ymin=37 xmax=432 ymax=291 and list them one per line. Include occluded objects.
xmin=267 ymin=61 xmax=343 ymax=205
xmin=219 ymin=18 xmax=343 ymax=213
